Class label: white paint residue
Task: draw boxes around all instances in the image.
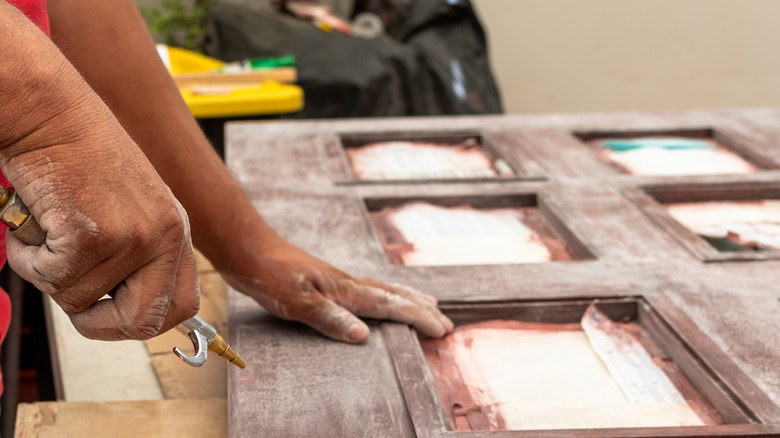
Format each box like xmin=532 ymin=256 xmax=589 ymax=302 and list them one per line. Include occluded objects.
xmin=446 ymin=321 xmax=706 ymax=430
xmin=390 ymin=203 xmax=531 ymax=241
xmin=451 ymin=328 xmax=627 ymax=407
xmin=387 ymin=203 xmax=551 ymax=266
xmin=666 ymin=200 xmax=780 ymax=250
xmin=347 ymin=140 xmax=496 ymax=180
xmin=581 ymin=304 xmax=683 ymax=404
xmin=604 ymin=147 xmax=756 ymax=175
xmin=402 ymin=235 xmax=550 ymax=266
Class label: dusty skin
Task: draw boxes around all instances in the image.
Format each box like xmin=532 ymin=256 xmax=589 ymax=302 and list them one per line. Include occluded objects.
xmin=0 ymin=0 xmax=453 ymax=343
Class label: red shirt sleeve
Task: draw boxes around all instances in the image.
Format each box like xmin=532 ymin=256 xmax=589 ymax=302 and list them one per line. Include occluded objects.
xmin=1 ymin=0 xmax=49 ymax=396
xmin=0 ymin=172 xmax=10 ymax=396
xmin=8 ymin=0 xmax=50 ymax=36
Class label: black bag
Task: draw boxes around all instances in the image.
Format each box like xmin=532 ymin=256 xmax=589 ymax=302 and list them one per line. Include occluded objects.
xmin=206 ymin=0 xmax=503 ymax=118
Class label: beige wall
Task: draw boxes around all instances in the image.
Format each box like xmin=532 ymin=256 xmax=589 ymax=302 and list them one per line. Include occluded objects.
xmin=472 ymin=0 xmax=780 ymax=114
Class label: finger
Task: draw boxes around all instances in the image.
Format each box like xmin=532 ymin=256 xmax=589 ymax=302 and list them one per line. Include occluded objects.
xmin=356 ymin=279 xmax=454 ymax=334
xmin=339 ymin=280 xmax=454 ymax=338
xmin=68 ymin=244 xmax=198 ymax=341
xmin=68 ymin=279 xmax=169 ymax=341
xmin=383 ymin=281 xmax=439 ymax=306
xmin=6 ymin=228 xmax=149 ymax=313
xmin=157 ymin=243 xmax=200 ymax=334
xmin=5 ymin=230 xmax=46 ymax=280
xmin=291 ymin=283 xmax=371 ymax=343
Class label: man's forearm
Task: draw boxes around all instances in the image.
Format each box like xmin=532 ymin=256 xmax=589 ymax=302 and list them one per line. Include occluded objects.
xmin=0 ymin=1 xmax=101 ymax=165
xmin=0 ymin=0 xmax=201 ymax=340
xmin=47 ymin=0 xmax=283 ymax=271
xmin=46 ymin=0 xmax=454 ymax=343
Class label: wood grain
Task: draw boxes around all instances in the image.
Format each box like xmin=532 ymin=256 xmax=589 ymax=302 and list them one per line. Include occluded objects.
xmin=15 ymin=399 xmax=227 ymax=438
xmin=225 ymin=109 xmax=780 ymax=437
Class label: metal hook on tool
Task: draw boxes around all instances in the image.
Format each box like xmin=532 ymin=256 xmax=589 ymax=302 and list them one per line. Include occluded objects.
xmin=173 ymin=316 xmax=216 ymax=367
xmin=173 ymin=315 xmax=247 ymax=369
xmin=174 ymin=327 xmax=209 ymax=367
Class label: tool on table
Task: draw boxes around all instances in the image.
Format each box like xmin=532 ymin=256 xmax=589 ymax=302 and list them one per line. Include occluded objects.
xmin=0 ymin=186 xmax=246 ymax=369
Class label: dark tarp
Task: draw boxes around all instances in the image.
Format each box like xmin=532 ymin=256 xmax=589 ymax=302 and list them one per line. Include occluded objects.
xmin=205 ymin=0 xmax=503 ymax=118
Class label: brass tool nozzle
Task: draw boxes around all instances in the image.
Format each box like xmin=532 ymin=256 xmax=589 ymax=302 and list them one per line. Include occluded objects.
xmin=174 ymin=315 xmax=247 ymax=369
xmin=208 ymin=334 xmax=247 ymax=369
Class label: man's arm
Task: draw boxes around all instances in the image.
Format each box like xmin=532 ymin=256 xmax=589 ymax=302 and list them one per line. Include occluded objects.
xmin=0 ymin=1 xmax=199 ymax=340
xmin=47 ymin=0 xmax=452 ymax=342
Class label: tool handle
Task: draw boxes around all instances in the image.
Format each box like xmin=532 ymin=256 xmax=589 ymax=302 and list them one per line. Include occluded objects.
xmin=0 ymin=188 xmax=46 ymax=246
xmin=12 ymin=214 xmax=46 ymax=246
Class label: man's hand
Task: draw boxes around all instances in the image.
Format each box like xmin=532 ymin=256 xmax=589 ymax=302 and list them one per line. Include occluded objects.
xmin=220 ymin=236 xmax=454 ymax=343
xmin=0 ymin=2 xmax=200 ymax=341
xmin=43 ymin=0 xmax=452 ymax=344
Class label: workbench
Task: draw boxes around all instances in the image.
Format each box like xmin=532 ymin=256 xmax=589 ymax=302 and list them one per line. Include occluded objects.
xmin=16 ymin=108 xmax=780 ymax=437
xmin=14 ymin=252 xmax=228 ymax=437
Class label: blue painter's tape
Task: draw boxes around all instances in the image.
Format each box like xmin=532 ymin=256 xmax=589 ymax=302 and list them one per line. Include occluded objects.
xmin=602 ymin=137 xmax=715 ymax=152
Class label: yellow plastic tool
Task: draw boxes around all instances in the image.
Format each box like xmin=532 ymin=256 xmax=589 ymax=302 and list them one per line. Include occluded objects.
xmin=157 ymin=44 xmax=304 ymax=118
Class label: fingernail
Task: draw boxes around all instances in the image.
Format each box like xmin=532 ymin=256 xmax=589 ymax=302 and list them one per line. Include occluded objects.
xmin=347 ymin=322 xmax=369 ymax=343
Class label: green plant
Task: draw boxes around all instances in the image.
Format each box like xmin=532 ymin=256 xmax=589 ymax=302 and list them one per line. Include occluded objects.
xmin=140 ymin=0 xmax=213 ymax=52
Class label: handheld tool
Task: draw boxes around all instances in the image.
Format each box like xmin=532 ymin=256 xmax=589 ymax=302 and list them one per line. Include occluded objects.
xmin=0 ymin=186 xmax=246 ymax=369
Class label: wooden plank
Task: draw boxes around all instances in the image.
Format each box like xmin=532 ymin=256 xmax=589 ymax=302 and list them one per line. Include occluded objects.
xmin=626 ymin=183 xmax=780 ymax=262
xmin=537 ymin=195 xmax=597 ymax=260
xmin=714 ymin=127 xmax=780 ymax=171
xmin=228 ymin=310 xmax=416 ymax=438
xmin=437 ymin=298 xmax=637 ymax=326
xmin=648 ymin=294 xmax=780 ymax=423
xmin=44 ymin=296 xmax=163 ymax=402
xmin=383 ymin=323 xmax=451 ymax=438
xmin=637 ymin=300 xmax=753 ymax=423
xmin=173 ymin=67 xmax=297 ymax=85
xmin=482 ymin=130 xmax=547 ymax=180
xmin=573 ymin=127 xmax=716 ymax=142
xmin=622 ymin=185 xmax=720 ymax=262
xmin=14 ymin=399 xmax=226 ymax=438
xmin=320 ymin=132 xmax=355 ymax=183
xmin=437 ymin=424 xmax=780 ymax=438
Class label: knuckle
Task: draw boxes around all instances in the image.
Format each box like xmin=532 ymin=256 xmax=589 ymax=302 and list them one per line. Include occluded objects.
xmin=35 ymin=272 xmax=80 ymax=295
xmin=53 ymin=292 xmax=89 ymax=314
xmin=147 ymin=208 xmax=189 ymax=256
xmin=158 ymin=205 xmax=188 ymax=240
xmin=81 ymin=202 xmax=187 ymax=258
xmin=71 ymin=223 xmax=120 ymax=255
xmin=124 ymin=313 xmax=166 ymax=340
xmin=124 ymin=320 xmax=164 ymax=340
xmin=123 ymin=298 xmax=169 ymax=340
xmin=287 ymin=295 xmax=321 ymax=321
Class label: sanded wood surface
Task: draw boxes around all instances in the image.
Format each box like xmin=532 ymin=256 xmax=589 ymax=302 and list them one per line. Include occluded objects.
xmin=226 ymin=109 xmax=780 ymax=436
xmin=228 ymin=305 xmax=416 ymax=438
xmin=14 ymin=399 xmax=226 ymax=438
